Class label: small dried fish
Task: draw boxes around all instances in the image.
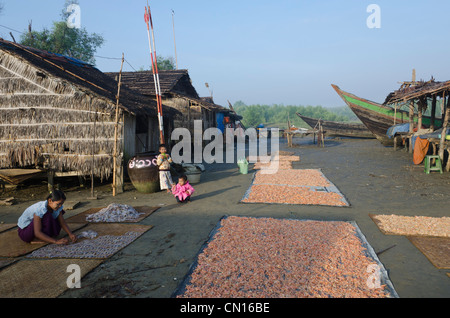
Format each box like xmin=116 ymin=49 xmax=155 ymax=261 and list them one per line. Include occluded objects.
xmin=77 ymin=230 xmax=98 ymax=239
xmin=27 ymin=232 xmax=143 ymax=259
xmin=86 ymin=204 xmax=142 ymax=223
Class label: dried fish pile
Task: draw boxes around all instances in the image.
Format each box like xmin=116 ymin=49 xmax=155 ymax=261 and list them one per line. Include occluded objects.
xmin=86 ymin=204 xmax=143 ymax=223
xmin=242 ymin=184 xmax=347 ymax=206
xmin=27 ymin=232 xmax=142 ymax=259
xmin=179 ymin=217 xmax=392 ymax=298
xmin=373 ymin=214 xmax=450 ymax=237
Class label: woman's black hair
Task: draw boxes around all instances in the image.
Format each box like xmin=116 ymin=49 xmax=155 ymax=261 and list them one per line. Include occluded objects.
xmin=179 ymin=174 xmax=188 ymax=182
xmin=46 ymin=190 xmax=66 ymax=202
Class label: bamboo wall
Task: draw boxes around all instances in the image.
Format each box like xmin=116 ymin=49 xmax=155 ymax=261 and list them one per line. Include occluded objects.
xmin=162 ymin=96 xmax=217 ymax=138
xmin=0 ymin=51 xmax=124 ymax=181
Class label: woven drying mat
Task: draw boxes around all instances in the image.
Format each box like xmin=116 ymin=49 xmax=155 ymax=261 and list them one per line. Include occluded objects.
xmin=407 ymin=236 xmax=450 ymax=269
xmin=66 ymin=206 xmax=160 ymax=224
xmin=0 ymin=223 xmax=16 ymax=234
xmin=26 ymin=223 xmax=153 ymax=259
xmin=252 ymin=169 xmax=332 ymax=187
xmin=174 ymin=216 xmax=396 ymax=298
xmin=0 ymin=223 xmax=86 ymax=258
xmin=369 ymin=214 xmax=450 ymax=238
xmin=0 ymin=258 xmax=102 ymax=298
xmin=75 ymin=223 xmax=153 ymax=237
xmin=241 ymin=169 xmax=349 ymax=207
xmin=0 ymin=258 xmax=17 ymax=270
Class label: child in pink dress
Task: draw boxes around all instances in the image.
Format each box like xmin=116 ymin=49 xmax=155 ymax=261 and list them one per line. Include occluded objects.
xmin=171 ymin=175 xmax=195 ymax=203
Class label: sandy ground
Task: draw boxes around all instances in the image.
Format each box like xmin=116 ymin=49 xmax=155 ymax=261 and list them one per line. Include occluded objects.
xmin=0 ymin=136 xmax=449 ymax=298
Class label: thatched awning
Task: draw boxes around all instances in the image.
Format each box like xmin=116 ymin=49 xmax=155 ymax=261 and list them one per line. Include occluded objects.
xmin=384 ymin=79 xmax=450 ymax=105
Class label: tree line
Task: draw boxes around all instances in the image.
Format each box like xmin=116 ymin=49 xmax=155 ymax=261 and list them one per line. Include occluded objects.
xmin=233 ymin=101 xmax=360 ymax=128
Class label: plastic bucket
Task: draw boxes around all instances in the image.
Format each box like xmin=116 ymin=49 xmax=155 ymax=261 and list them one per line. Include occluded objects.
xmin=237 ymin=160 xmax=249 ymax=174
xmin=186 ymin=172 xmax=201 ymax=184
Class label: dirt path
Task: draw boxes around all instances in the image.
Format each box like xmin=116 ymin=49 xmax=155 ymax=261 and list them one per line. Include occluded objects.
xmin=1 ymin=137 xmax=449 ymax=298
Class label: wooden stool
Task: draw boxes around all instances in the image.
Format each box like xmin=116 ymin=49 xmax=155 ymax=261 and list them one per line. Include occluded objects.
xmin=424 ymin=155 xmax=443 ymax=174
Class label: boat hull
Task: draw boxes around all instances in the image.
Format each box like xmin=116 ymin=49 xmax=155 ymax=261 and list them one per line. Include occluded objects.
xmin=296 ymin=113 xmax=375 ymax=139
xmin=331 ymin=84 xmax=442 ymax=146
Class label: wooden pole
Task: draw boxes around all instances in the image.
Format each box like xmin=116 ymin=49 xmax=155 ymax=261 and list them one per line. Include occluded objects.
xmin=431 ymin=94 xmax=437 ymax=131
xmin=409 ymin=100 xmax=414 ymax=153
xmin=394 ymin=103 xmax=398 ymax=125
xmin=113 ymin=53 xmax=125 ymax=197
xmin=442 ymin=91 xmax=446 ymax=122
xmin=418 ymin=97 xmax=425 ymax=131
xmin=90 ymin=110 xmax=97 ymax=199
xmin=439 ymin=92 xmax=449 ymax=162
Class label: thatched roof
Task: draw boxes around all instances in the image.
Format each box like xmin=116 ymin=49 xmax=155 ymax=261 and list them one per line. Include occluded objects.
xmin=384 ymin=78 xmax=450 ymax=105
xmin=106 ymin=69 xmax=199 ymax=98
xmin=106 ymin=69 xmax=234 ymax=114
xmin=0 ymin=38 xmax=177 ymax=117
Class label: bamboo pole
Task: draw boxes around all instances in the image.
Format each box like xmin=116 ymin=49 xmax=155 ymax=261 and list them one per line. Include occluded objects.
xmin=145 ymin=3 xmax=165 ymax=144
xmin=172 ymin=10 xmax=178 ymax=70
xmin=113 ymin=53 xmax=124 ymax=197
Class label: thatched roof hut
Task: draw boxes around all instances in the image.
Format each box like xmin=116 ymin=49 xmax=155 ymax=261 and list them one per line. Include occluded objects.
xmin=384 ymin=77 xmax=450 ymax=167
xmin=106 ymin=70 xmax=239 ymax=135
xmin=0 ymin=38 xmax=177 ymax=190
xmin=384 ymin=78 xmax=450 ymax=105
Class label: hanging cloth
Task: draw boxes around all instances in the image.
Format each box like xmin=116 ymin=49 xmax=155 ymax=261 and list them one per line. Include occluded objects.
xmin=413 ymin=138 xmax=430 ymax=165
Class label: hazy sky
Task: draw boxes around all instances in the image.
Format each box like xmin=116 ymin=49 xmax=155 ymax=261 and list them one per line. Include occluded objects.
xmin=1 ymin=1 xmax=450 ymax=108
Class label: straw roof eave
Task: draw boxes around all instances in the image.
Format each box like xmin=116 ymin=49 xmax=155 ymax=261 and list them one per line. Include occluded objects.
xmin=0 ymin=38 xmax=161 ymax=118
xmin=384 ymin=80 xmax=450 ymax=105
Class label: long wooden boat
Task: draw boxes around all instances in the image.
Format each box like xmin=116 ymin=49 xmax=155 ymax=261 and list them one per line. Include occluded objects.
xmin=331 ymin=84 xmax=442 ymax=145
xmin=296 ymin=113 xmax=375 ymax=139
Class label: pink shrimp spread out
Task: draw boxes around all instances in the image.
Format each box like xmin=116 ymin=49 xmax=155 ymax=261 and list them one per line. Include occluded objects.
xmin=243 ymin=169 xmax=347 ymax=206
xmin=179 ymin=217 xmax=392 ymax=298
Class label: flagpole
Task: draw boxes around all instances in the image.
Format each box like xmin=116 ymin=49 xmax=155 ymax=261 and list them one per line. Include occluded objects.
xmin=144 ymin=3 xmax=165 ymax=144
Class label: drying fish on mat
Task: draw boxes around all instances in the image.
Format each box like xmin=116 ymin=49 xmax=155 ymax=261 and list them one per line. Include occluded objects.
xmin=253 ymin=160 xmax=293 ymax=171
xmin=242 ymin=184 xmax=348 ymax=206
xmin=370 ymin=214 xmax=450 ymax=238
xmin=27 ymin=231 xmax=144 ymax=259
xmin=77 ymin=230 xmax=98 ymax=239
xmin=252 ymin=169 xmax=331 ymax=187
xmin=241 ymin=169 xmax=350 ymax=207
xmin=85 ymin=204 xmax=143 ymax=223
xmin=174 ymin=216 xmax=397 ymax=298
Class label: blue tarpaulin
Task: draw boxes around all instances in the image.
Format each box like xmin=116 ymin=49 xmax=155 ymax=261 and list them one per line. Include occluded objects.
xmin=418 ymin=127 xmax=450 ymax=140
xmin=386 ymin=123 xmax=410 ymax=139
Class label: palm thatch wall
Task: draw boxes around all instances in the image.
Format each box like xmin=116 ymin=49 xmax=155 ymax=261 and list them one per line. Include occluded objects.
xmin=0 ymin=49 xmax=122 ymax=180
xmin=0 ymin=39 xmax=177 ymax=185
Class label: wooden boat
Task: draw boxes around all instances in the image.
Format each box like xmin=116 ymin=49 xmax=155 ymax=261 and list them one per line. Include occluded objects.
xmin=331 ymin=84 xmax=442 ymax=145
xmin=296 ymin=113 xmax=375 ymax=139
